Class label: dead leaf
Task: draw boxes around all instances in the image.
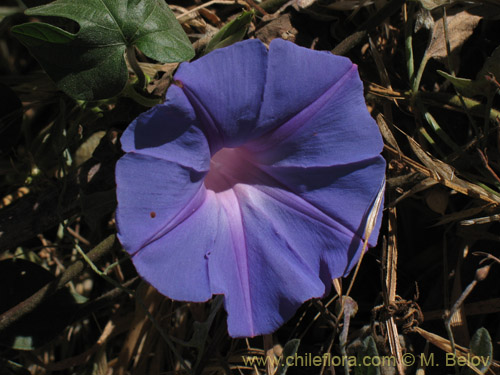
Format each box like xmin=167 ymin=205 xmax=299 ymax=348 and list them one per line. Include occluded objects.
xmin=427 ymin=10 xmax=481 ymax=69
xmin=425 ymin=186 xmax=449 ymax=215
xmin=390 ymin=177 xmax=438 ymax=207
xmin=75 ymin=131 xmax=106 ymax=167
xmin=255 ymin=13 xmax=298 ymax=45
xmin=432 ymin=204 xmax=492 ymax=226
xmin=376 ymin=113 xmax=400 ymax=151
xmin=292 ymin=0 xmax=340 ymax=21
xmin=414 ymin=327 xmax=470 ymax=357
xmin=406 ymin=135 xmax=455 ymax=181
xmin=139 ymin=62 xmax=178 ymax=77
xmin=418 ymin=0 xmax=454 ymax=11
xmin=198 ymin=8 xmax=221 ymax=26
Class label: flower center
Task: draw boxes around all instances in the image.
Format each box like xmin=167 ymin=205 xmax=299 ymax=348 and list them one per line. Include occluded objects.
xmin=204 ymin=148 xmax=251 ymax=193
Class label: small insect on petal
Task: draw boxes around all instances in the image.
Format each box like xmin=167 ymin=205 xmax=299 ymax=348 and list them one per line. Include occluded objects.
xmin=172 ymin=80 xmax=184 ymax=88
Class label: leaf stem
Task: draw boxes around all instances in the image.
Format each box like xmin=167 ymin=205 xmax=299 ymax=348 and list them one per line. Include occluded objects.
xmin=413 ymin=54 xmax=429 ymax=94
xmin=122 ymin=83 xmax=163 ymax=107
xmin=404 ymin=2 xmax=415 ymax=83
xmin=417 ymin=92 xmax=500 ymax=122
xmin=126 ymin=45 xmax=146 ymax=90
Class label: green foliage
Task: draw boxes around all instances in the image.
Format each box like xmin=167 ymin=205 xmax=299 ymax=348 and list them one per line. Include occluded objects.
xmin=12 ymin=0 xmax=194 ymax=101
xmin=461 ymin=327 xmax=493 ymax=375
xmin=203 ymin=10 xmax=254 ymax=55
xmin=438 ymin=46 xmax=500 ymax=99
xmin=276 ymin=339 xmax=300 ymax=375
xmin=355 ymin=336 xmax=381 ymax=375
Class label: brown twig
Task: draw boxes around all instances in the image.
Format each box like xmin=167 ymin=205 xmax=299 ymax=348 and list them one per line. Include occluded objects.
xmin=0 ymin=234 xmax=116 ymax=332
xmin=263 ymin=334 xmax=274 ymax=375
xmin=477 ymin=148 xmax=500 ymax=185
xmin=444 ymin=264 xmax=491 ymax=372
xmin=384 ymin=205 xmax=406 ymax=375
xmin=332 ymin=31 xmax=367 ymax=56
xmin=260 ymin=0 xmax=289 ymax=12
xmin=243 ymin=0 xmax=268 ymax=15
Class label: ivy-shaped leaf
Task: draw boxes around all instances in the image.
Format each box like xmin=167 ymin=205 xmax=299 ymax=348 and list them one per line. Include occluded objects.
xmin=12 ymin=0 xmax=194 ymax=101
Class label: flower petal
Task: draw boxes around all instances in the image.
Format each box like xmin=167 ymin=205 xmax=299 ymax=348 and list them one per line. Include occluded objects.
xmin=249 ymin=39 xmax=382 ymax=167
xmin=120 ymin=85 xmax=210 ymax=172
xmin=131 ymin=192 xmax=221 ymax=302
xmin=257 ymin=39 xmax=353 ymax=133
xmin=209 ymin=182 xmax=372 ymax=337
xmin=115 ymin=153 xmax=206 ymax=254
xmin=174 ymin=40 xmax=268 ymax=149
xmin=116 ymin=39 xmax=387 ymax=339
xmin=259 ymin=155 xmax=386 ymax=247
xmin=207 ymin=189 xmax=257 ymax=337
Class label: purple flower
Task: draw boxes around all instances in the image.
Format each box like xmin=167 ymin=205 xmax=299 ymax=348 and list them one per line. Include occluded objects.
xmin=116 ymin=39 xmax=385 ymax=338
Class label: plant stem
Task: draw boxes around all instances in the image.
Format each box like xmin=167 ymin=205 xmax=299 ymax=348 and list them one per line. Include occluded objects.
xmin=404 ymin=2 xmax=415 ymax=83
xmin=0 ymin=235 xmax=116 ymax=332
xmin=74 ymin=243 xmax=192 ymax=373
xmin=126 ymin=45 xmax=146 ymax=90
xmin=417 ymin=92 xmax=500 ymax=121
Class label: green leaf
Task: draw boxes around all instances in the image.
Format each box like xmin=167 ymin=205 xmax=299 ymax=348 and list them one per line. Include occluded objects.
xmin=438 ymin=45 xmax=500 ymax=99
xmin=355 ymin=336 xmax=381 ymax=375
xmin=12 ymin=0 xmax=194 ymax=101
xmin=461 ymin=328 xmax=493 ymax=375
xmin=275 ymin=339 xmax=300 ymax=375
xmin=437 ymin=71 xmax=481 ymax=97
xmin=203 ymin=10 xmax=254 ymax=55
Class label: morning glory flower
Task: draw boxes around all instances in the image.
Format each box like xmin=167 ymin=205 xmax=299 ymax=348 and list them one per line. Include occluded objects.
xmin=116 ymin=38 xmax=385 ymax=338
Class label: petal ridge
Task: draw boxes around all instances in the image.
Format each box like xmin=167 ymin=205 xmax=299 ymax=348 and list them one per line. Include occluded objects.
xmin=181 ymin=85 xmax=223 ymax=152
xmin=250 ymin=64 xmax=358 ymax=153
xmin=116 ymin=153 xmax=206 ymax=254
xmin=259 ymin=156 xmax=386 ymax=235
xmin=173 ymin=40 xmax=268 ymax=148
xmin=216 ymin=189 xmax=255 ymax=335
xmin=239 ymin=155 xmax=385 ymax=242
xmin=245 ymin=191 xmax=321 ymax=282
xmin=120 ymin=85 xmax=210 ymax=172
xmin=130 ymin=193 xmax=219 ymax=303
xmin=256 ymin=39 xmax=354 ymax=136
xmin=252 ymin=182 xmax=362 ymax=243
xmin=129 ymin=182 xmax=208 ymax=256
